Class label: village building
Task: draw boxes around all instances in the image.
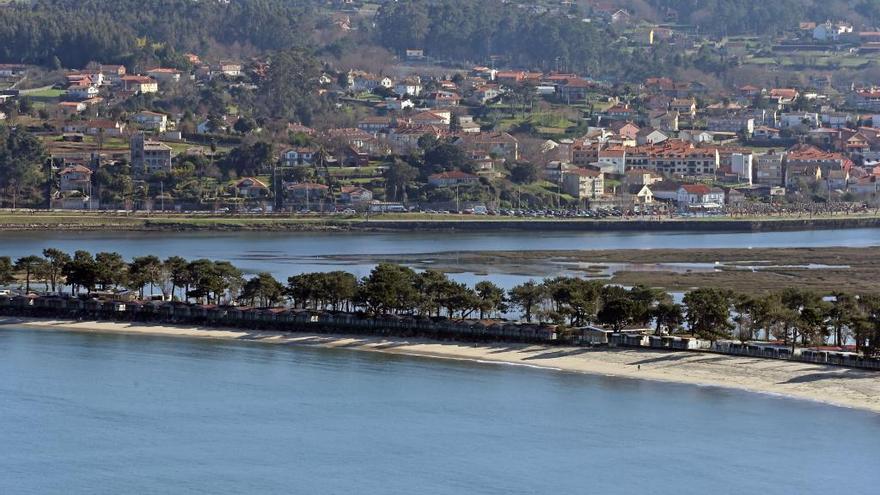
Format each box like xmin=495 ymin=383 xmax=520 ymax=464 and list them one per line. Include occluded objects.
xmin=280 ymin=147 xmax=318 ymax=166
xmin=131 ymin=111 xmax=169 ymax=132
xmin=58 ymin=165 xmax=93 ymax=192
xmin=752 ymin=154 xmax=785 ymax=186
xmin=130 ymin=134 xmax=173 ymax=177
xmin=427 ymin=171 xmax=480 ymax=187
xmin=339 ymin=186 xmax=374 ymax=205
xmin=234 ymin=177 xmax=270 ymax=198
xmin=675 ymin=184 xmax=725 ymax=209
xmin=120 ymin=75 xmax=159 ymax=94
xmin=562 ymin=168 xmax=604 ymax=200
xmin=146 ymin=68 xmax=183 ymax=83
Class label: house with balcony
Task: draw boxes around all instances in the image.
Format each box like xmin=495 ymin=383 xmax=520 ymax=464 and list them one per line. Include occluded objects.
xmin=132 ymin=111 xmax=169 ymax=132
xmin=280 ymin=147 xmax=318 ymax=166
xmin=562 ymin=168 xmax=604 ymax=200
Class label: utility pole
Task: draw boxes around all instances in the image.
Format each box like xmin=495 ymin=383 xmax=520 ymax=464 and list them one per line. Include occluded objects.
xmin=160 ymin=181 xmax=164 ymax=212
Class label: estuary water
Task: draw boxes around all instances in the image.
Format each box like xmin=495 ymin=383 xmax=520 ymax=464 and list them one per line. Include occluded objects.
xmin=1 ymin=327 xmax=879 ymax=494
xmin=2 ymin=228 xmax=879 ymax=287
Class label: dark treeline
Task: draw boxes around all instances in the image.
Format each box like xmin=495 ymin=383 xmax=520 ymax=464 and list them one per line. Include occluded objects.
xmin=2 ymin=251 xmax=880 ymax=357
xmin=0 ymin=0 xmax=317 ymax=68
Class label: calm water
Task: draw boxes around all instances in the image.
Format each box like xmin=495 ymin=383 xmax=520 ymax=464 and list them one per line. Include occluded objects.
xmin=2 ymin=228 xmax=879 ymax=287
xmin=1 ymin=327 xmax=878 ymax=494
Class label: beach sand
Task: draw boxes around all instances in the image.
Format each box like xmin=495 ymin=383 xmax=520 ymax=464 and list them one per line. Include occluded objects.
xmin=3 ymin=318 xmax=879 ymax=414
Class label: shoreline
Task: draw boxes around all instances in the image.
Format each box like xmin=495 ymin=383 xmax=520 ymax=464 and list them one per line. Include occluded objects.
xmin=2 ymin=317 xmax=879 ymax=414
xmin=1 ymin=213 xmax=879 ymax=233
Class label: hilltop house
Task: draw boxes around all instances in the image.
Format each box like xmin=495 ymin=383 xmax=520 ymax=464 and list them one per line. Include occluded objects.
xmin=120 ymin=75 xmax=159 ymax=94
xmin=425 ymin=91 xmax=461 ymax=108
xmin=768 ymin=88 xmax=799 ymax=108
xmin=58 ymin=165 xmax=92 ymax=192
xmin=67 ymin=84 xmax=99 ymax=100
xmin=146 ymin=68 xmax=182 ymax=83
xmin=132 ymin=111 xmax=169 ymax=132
xmin=130 ymin=134 xmax=172 ymax=177
xmin=453 ymin=132 xmax=519 ymax=161
xmin=234 ymin=177 xmax=270 ymax=198
xmin=280 ymin=147 xmax=318 ymax=166
xmin=428 ymin=171 xmax=480 ymax=187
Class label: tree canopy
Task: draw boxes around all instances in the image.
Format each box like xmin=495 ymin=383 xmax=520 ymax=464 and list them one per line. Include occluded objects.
xmin=0 ymin=0 xmax=316 ymax=68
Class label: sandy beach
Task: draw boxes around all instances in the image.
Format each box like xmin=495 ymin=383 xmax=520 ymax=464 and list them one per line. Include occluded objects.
xmin=2 ymin=317 xmax=879 ymax=414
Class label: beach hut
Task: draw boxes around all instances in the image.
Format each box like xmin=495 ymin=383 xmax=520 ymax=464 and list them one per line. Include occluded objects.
xmin=577 ymin=326 xmax=614 ymax=345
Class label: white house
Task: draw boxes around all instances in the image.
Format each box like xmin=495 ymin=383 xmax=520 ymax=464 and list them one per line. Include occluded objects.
xmin=679 ymin=129 xmax=714 ymax=144
xmin=779 ymin=112 xmax=819 ymax=128
xmin=731 ymin=153 xmax=753 ymax=185
xmin=676 ymin=184 xmax=725 ymax=209
xmin=385 ymin=98 xmax=415 ymax=111
xmin=597 ymin=148 xmax=626 ymax=175
xmin=813 ymin=22 xmax=853 ymax=41
xmin=636 ymin=128 xmax=669 ymax=146
xmin=394 ymin=78 xmax=422 ymax=97
xmin=132 ymin=111 xmax=169 ymax=132
xmin=67 ymin=84 xmax=99 ymax=100
xmin=280 ymin=147 xmax=318 ymax=166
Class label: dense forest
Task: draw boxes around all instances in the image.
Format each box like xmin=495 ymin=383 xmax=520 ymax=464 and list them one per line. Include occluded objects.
xmin=376 ymin=0 xmax=613 ymax=74
xmin=642 ymin=0 xmax=880 ymax=35
xmin=3 ymin=0 xmax=880 ymax=71
xmin=0 ymin=0 xmax=317 ymax=68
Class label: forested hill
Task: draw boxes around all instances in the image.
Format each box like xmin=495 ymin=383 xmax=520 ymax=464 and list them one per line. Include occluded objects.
xmin=0 ymin=0 xmax=317 ymax=68
xmin=376 ymin=0 xmax=618 ymax=74
xmin=635 ymin=0 xmax=880 ymax=35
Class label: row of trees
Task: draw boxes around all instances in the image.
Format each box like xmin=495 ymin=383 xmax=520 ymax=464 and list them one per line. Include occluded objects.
xmin=0 ymin=250 xmax=243 ymax=304
xmin=2 ymin=253 xmax=879 ymax=356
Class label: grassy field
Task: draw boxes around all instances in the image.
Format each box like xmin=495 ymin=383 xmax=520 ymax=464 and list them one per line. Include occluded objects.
xmin=22 ymin=88 xmax=65 ymax=101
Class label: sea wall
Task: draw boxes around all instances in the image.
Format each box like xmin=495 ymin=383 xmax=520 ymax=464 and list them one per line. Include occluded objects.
xmin=347 ymin=216 xmax=880 ymax=233
xmin=3 ymin=214 xmax=880 ymax=233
